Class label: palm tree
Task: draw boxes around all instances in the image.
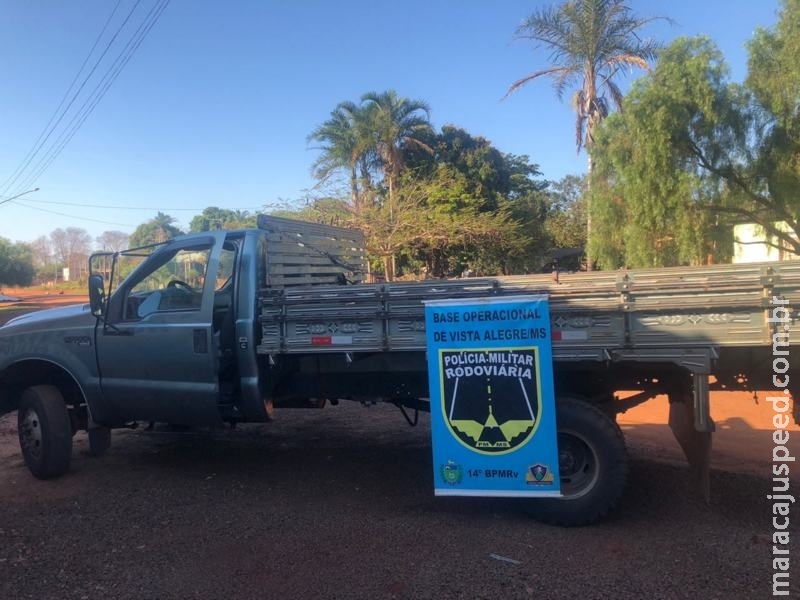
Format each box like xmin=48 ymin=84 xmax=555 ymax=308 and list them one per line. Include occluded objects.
xmin=130 ymin=212 xmax=182 ymax=247
xmin=309 ymin=91 xmax=433 ymax=280
xmin=152 ymin=212 xmax=181 ymax=243
xmin=358 ymin=91 xmax=433 ymax=280
xmin=360 ymin=90 xmax=434 ymax=210
xmin=308 ymin=102 xmax=375 ymax=214
xmin=308 ymin=103 xmax=359 ymax=206
xmin=506 ymin=0 xmax=661 ymax=268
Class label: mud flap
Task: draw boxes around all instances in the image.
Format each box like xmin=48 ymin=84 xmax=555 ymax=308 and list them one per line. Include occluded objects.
xmin=668 ymin=386 xmax=712 ymax=503
xmin=88 ymin=426 xmax=112 ymax=457
xmin=86 ymin=411 xmax=112 ymax=457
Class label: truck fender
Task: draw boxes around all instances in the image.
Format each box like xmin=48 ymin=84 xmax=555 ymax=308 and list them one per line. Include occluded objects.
xmin=0 ymin=356 xmax=104 ymax=426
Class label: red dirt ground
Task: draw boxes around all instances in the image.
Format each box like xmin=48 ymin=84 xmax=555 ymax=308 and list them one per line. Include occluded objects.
xmin=618 ymin=391 xmax=800 ymax=481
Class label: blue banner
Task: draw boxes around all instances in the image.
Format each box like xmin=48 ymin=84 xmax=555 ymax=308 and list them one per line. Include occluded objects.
xmin=424 ymin=295 xmax=560 ymax=497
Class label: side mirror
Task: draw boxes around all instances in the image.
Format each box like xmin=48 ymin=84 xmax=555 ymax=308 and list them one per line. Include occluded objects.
xmin=88 ymin=274 xmax=106 ymax=317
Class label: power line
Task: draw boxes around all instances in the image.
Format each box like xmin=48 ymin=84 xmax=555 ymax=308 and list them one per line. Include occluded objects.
xmin=11 ymin=200 xmax=134 ymax=228
xmin=14 ymin=0 xmax=170 ymax=195
xmin=13 ymin=0 xmax=169 ymax=195
xmin=0 ymin=0 xmax=124 ymax=196
xmin=6 ymin=0 xmax=171 ymax=198
xmin=0 ymin=0 xmax=136 ymax=197
xmin=18 ymin=197 xmax=265 ymax=211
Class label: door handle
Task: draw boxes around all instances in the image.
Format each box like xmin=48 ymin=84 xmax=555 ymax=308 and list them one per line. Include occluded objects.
xmin=103 ymin=325 xmax=133 ymax=336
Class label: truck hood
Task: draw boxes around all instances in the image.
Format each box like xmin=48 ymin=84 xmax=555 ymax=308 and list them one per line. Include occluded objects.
xmin=1 ymin=303 xmax=94 ymax=332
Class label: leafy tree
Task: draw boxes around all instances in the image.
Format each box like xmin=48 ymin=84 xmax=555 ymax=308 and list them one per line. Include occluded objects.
xmin=390 ymin=167 xmax=510 ymax=277
xmin=30 ymin=235 xmax=52 ymax=268
xmin=269 ymin=198 xmax=352 ymax=227
xmin=590 ymin=0 xmax=800 ymax=267
xmin=189 ymin=207 xmax=256 ymax=232
xmin=586 ymin=170 xmax=627 ymax=268
xmin=589 ymin=37 xmax=738 ymax=267
xmin=29 ymin=235 xmax=55 ymax=283
xmin=588 ymin=19 xmax=800 ymax=268
xmin=506 ymin=0 xmax=661 ymax=265
xmin=50 ymin=227 xmax=92 ymax=281
xmin=747 ymin=0 xmax=800 ymax=129
xmin=419 ymin=127 xmax=549 ymax=274
xmin=50 ymin=227 xmax=90 ymax=264
xmin=417 ymin=125 xmax=515 ymax=212
xmin=397 ymin=127 xmax=549 ymax=276
xmin=96 ymin=230 xmax=130 ymax=252
xmin=0 ymin=238 xmax=35 ymax=287
xmin=741 ymin=0 xmax=800 ymax=252
xmin=129 ymin=212 xmax=184 ymax=247
xmin=544 ymin=174 xmax=588 ymax=251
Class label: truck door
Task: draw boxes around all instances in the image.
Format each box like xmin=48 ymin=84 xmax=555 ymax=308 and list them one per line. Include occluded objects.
xmin=95 ymin=234 xmax=225 ymax=426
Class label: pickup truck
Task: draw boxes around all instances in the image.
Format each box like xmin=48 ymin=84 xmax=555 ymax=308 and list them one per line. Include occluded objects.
xmin=1 ymin=215 xmax=797 ymax=526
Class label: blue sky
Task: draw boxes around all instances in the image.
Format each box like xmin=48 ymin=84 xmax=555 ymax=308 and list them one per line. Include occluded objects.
xmin=0 ymin=0 xmax=782 ymax=244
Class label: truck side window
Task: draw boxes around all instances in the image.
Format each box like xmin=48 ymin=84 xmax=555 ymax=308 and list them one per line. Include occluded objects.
xmin=122 ymin=245 xmax=212 ymax=320
xmin=215 ymin=246 xmax=236 ymax=291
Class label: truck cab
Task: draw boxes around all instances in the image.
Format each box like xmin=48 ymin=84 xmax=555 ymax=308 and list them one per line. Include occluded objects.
xmin=0 ymin=228 xmax=272 ymax=480
xmin=88 ymin=229 xmax=269 ymax=428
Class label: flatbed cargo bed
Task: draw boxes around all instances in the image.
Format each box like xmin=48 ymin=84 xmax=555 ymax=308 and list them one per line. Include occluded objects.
xmin=258 ymin=260 xmax=800 ymax=357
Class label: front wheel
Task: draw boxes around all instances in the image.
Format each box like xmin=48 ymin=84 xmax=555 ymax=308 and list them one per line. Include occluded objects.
xmin=526 ymin=397 xmax=628 ymax=526
xmin=17 ymin=385 xmax=73 ymax=479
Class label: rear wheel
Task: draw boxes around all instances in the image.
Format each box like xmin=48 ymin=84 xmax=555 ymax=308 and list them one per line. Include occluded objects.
xmin=527 ymin=397 xmax=628 ymax=526
xmin=17 ymin=385 xmax=73 ymax=479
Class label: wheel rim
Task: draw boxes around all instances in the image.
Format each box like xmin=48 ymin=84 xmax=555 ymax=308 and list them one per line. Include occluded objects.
xmin=20 ymin=408 xmax=43 ymax=461
xmin=557 ymin=429 xmax=600 ymax=499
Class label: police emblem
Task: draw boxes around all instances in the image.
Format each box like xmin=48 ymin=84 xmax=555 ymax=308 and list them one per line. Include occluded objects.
xmin=525 ymin=464 xmax=554 ymax=485
xmin=441 ymin=460 xmax=463 ymax=485
xmin=441 ymin=349 xmax=541 ymax=455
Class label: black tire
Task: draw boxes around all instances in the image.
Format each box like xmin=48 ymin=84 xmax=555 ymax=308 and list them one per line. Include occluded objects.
xmin=17 ymin=385 xmax=73 ymax=479
xmin=526 ymin=397 xmax=628 ymax=526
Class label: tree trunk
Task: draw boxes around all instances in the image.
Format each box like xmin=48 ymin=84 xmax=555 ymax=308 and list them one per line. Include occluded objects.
xmin=585 ymin=153 xmax=594 ymax=271
xmin=383 ymin=255 xmax=395 ymax=282
xmin=350 ymin=166 xmax=359 ymax=214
